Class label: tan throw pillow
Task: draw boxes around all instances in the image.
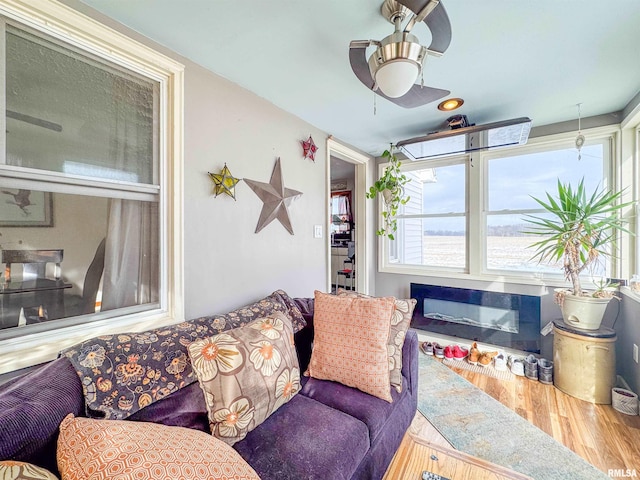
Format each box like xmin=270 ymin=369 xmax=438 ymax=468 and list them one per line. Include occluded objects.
xmin=0 ymin=461 xmax=58 ymax=480
xmin=337 ymin=289 xmax=416 ymax=393
xmin=308 ymin=290 xmax=395 ymax=402
xmin=56 ymin=414 xmax=259 ymax=480
xmin=187 ymin=312 xmax=300 ymax=446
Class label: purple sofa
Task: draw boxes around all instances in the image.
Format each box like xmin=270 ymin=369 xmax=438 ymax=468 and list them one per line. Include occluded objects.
xmin=0 ymin=298 xmax=418 ymax=480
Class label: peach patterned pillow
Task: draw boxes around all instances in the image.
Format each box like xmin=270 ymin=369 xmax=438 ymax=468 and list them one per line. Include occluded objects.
xmin=307 ymin=291 xmax=395 ymax=402
xmin=187 ymin=312 xmax=300 ymax=445
xmin=337 ymin=289 xmax=416 ymax=393
xmin=57 ymin=414 xmax=260 ymax=480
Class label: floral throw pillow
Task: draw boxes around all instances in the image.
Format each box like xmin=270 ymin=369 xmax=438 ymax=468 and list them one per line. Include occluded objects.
xmin=62 ymin=289 xmax=305 ymax=420
xmin=187 ymin=312 xmax=300 ymax=445
xmin=0 ymin=461 xmax=58 ymax=480
xmin=192 ymin=289 xmax=307 ymax=334
xmin=57 ymin=414 xmax=260 ymax=480
xmin=337 ymin=289 xmax=416 ymax=393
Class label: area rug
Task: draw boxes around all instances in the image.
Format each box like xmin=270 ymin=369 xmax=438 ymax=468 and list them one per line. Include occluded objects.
xmin=442 ymin=357 xmax=515 ymax=381
xmin=417 ymin=355 xmax=609 ymax=480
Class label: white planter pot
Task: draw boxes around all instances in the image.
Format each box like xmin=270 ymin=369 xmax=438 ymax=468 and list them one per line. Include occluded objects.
xmin=382 ymin=188 xmax=393 ymax=205
xmin=560 ymin=293 xmax=611 ymax=330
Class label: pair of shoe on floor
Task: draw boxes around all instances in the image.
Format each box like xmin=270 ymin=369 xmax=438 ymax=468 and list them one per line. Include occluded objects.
xmin=420 ymin=342 xmax=468 ymax=360
xmin=468 ymin=342 xmax=505 ymax=369
xmin=508 ymin=354 xmax=554 ymax=384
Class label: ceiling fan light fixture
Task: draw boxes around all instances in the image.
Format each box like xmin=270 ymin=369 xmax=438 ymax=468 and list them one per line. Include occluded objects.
xmin=437 ymin=97 xmax=464 ymax=111
xmin=368 ymin=31 xmax=426 ymax=99
xmin=374 ymin=60 xmax=420 ymax=98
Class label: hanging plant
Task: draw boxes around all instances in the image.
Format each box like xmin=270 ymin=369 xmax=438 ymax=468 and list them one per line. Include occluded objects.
xmin=366 ymin=148 xmax=410 ymax=240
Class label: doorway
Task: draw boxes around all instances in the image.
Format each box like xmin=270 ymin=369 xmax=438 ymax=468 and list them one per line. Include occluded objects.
xmin=326 ymin=138 xmax=370 ymax=294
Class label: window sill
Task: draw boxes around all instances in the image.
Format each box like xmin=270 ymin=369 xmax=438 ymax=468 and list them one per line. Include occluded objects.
xmin=0 ymin=308 xmax=184 ymax=375
xmin=621 ymin=286 xmax=640 ymax=304
xmin=379 ymin=264 xmax=570 ymax=290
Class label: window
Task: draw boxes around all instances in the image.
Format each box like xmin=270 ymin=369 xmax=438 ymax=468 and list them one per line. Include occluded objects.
xmin=485 ymin=141 xmax=610 ymax=277
xmin=381 ymin=129 xmax=617 ymax=282
xmin=0 ymin=1 xmax=183 ymax=371
xmin=389 ymin=157 xmax=467 ymax=270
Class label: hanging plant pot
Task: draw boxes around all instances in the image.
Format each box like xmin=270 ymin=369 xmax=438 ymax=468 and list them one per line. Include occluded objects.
xmin=557 ymin=289 xmax=611 ymax=330
xmin=382 ymin=188 xmax=394 ymax=205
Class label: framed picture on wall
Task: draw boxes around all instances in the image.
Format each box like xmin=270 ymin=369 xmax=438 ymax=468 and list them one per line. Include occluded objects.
xmin=0 ymin=189 xmax=53 ymax=227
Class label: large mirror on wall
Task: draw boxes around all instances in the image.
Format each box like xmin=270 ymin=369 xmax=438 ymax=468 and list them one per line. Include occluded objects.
xmin=330 ymin=190 xmax=352 ymax=245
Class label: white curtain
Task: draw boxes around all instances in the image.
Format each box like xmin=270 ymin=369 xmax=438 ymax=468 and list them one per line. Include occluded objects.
xmin=101 ymin=77 xmax=159 ymax=311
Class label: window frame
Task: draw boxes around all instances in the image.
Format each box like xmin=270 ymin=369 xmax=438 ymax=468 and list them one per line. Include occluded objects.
xmin=0 ymin=0 xmax=184 ymax=374
xmin=482 ymin=129 xmax=614 ymax=279
xmin=379 ymin=125 xmax=625 ymax=286
xmin=379 ymin=153 xmax=469 ymax=274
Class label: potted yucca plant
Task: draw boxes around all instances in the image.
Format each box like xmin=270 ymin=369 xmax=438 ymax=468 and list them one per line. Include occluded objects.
xmin=524 ymin=178 xmax=634 ymax=330
xmin=366 ymin=149 xmax=410 ymax=240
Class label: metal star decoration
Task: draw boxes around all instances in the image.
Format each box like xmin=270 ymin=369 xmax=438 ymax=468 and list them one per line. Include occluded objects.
xmin=244 ymin=158 xmax=303 ymax=234
xmin=302 ymin=135 xmax=318 ymax=161
xmin=208 ymin=163 xmax=240 ymax=200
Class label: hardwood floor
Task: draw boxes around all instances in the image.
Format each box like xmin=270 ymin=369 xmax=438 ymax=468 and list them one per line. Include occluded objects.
xmin=385 ymin=362 xmax=640 ymax=478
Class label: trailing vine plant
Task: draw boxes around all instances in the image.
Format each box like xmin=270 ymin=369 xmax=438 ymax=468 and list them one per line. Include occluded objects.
xmin=366 ymin=148 xmax=410 ymax=240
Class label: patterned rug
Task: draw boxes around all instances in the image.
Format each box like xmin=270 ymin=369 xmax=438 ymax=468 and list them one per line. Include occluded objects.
xmin=417 ymin=355 xmax=609 ymax=480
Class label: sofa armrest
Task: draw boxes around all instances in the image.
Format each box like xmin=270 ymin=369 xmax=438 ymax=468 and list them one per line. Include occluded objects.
xmin=401 ymin=329 xmax=418 ymax=394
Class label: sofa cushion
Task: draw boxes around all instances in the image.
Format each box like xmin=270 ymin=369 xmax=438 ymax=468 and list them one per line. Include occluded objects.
xmin=127 ymin=381 xmax=210 ymax=433
xmin=62 ymin=289 xmax=305 ymax=420
xmin=57 ymin=414 xmax=260 ymax=480
xmin=0 ymin=461 xmax=58 ymax=480
xmin=300 ymin=375 xmax=407 ymax=446
xmin=337 ymin=289 xmax=416 ymax=393
xmin=188 ymin=312 xmax=300 ymax=445
xmin=233 ymin=394 xmax=370 ymax=480
xmin=307 ymin=291 xmax=395 ymax=402
xmin=292 ymin=297 xmax=315 ymax=372
xmin=0 ymin=357 xmax=84 ymax=476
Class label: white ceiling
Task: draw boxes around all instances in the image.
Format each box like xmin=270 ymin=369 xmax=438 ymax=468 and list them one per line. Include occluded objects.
xmin=79 ymin=0 xmax=640 ymax=156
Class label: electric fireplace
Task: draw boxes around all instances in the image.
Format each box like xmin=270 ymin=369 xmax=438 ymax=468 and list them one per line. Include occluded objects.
xmin=410 ymin=283 xmax=541 ymax=353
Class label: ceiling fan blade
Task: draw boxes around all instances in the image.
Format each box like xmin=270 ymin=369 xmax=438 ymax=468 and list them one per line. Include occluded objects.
xmin=399 ymin=0 xmax=452 ymax=55
xmin=349 ymin=40 xmax=376 ymax=90
xmin=379 ymin=84 xmax=450 ymax=108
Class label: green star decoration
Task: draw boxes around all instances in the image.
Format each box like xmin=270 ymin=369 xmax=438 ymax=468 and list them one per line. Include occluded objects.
xmin=208 ymin=163 xmax=241 ymax=200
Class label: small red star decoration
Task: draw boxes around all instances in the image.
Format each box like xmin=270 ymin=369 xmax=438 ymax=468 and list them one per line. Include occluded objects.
xmin=302 ymin=135 xmax=318 ymax=161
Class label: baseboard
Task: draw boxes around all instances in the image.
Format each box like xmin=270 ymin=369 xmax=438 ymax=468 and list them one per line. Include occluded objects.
xmin=412 ymin=328 xmax=532 ymax=359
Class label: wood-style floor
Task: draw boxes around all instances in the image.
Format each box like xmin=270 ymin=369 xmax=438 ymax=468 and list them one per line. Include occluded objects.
xmin=385 ymin=361 xmax=640 ymax=478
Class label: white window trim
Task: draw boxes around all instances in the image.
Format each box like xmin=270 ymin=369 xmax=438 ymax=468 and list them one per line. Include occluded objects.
xmin=379 ymin=125 xmax=626 ymax=289
xmin=482 ymin=128 xmax=616 ymax=279
xmin=379 ymin=154 xmax=469 ymax=273
xmin=0 ymin=0 xmax=184 ymax=374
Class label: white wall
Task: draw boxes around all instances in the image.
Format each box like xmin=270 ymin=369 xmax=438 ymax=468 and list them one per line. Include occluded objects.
xmin=617 ymin=291 xmax=640 ymax=393
xmin=61 ymin=0 xmax=330 ymax=319
xmin=183 ymin=61 xmax=328 ymax=316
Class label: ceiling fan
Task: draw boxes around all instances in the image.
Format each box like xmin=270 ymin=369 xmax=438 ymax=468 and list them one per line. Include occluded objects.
xmin=349 ymin=0 xmax=452 ymax=108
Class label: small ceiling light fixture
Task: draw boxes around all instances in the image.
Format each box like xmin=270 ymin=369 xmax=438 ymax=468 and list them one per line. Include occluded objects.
xmin=437 ymin=97 xmax=464 ymax=111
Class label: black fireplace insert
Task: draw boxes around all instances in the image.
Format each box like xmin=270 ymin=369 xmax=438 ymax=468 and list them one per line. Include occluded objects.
xmin=410 ymin=283 xmax=541 ymax=353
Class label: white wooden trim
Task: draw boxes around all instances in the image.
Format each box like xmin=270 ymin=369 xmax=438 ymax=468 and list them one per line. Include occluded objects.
xmin=0 ymin=0 xmax=185 ymax=373
xmin=326 ymin=138 xmax=371 ymax=294
xmin=0 ymin=0 xmax=184 ymax=77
